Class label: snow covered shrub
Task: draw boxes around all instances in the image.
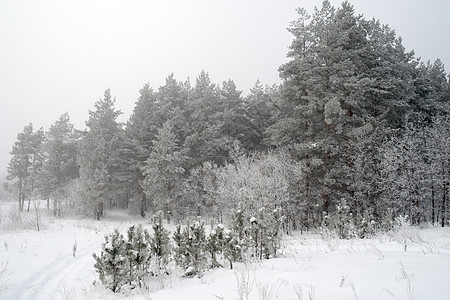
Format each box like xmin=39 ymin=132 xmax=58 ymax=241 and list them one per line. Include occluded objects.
xmin=125 ymin=224 xmax=152 ymax=287
xmin=336 ymin=199 xmax=357 ymax=239
xmin=394 ymin=215 xmax=419 ymax=252
xmin=320 ymin=211 xmax=334 ymax=239
xmin=249 ymin=208 xmax=284 ymax=259
xmin=229 ymin=206 xmax=285 ymax=262
xmin=231 ymin=208 xmax=247 ymax=240
xmin=173 ymin=221 xmax=208 ymax=276
xmin=150 ymin=211 xmax=171 ymax=274
xmin=207 ymin=224 xmax=225 ymax=268
xmin=173 ymin=224 xmax=188 ymax=269
xmin=380 ymin=208 xmax=395 ymax=232
xmin=356 ymin=211 xmax=377 ymax=238
xmin=266 ymin=208 xmax=284 ymax=257
xmin=223 ymin=229 xmax=242 ymax=269
xmin=93 ymin=229 xmax=128 ymax=292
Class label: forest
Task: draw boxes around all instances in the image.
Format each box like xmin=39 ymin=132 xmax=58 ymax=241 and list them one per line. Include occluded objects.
xmin=4 ymin=0 xmax=450 ymax=236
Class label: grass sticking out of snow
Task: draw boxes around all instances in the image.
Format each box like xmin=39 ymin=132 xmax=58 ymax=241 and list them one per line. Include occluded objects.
xmin=0 ymin=201 xmax=449 ymax=300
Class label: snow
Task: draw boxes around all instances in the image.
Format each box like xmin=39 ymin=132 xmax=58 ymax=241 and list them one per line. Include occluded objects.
xmin=1 ymin=203 xmax=450 ymax=299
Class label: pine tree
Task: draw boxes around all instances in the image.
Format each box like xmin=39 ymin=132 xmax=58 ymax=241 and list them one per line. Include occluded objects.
xmin=223 ymin=229 xmax=241 ymax=270
xmin=6 ymin=123 xmax=45 ymax=212
xmin=125 ymin=224 xmax=152 ymax=287
xmin=150 ymin=211 xmax=171 ymax=274
xmin=38 ymin=113 xmax=79 ymax=216
xmin=172 ymin=221 xmax=208 ymax=276
xmin=125 ymin=84 xmax=159 ymax=217
xmin=184 ymin=71 xmax=233 ymax=168
xmin=268 ymin=0 xmax=421 ymax=217
xmin=77 ymin=89 xmax=122 ymax=219
xmin=93 ymin=229 xmax=128 ymax=292
xmin=141 ymin=121 xmax=185 ymax=221
xmin=206 ymin=224 xmax=224 ymax=268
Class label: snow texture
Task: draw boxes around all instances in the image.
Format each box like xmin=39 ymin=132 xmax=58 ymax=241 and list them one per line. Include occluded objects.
xmin=1 ymin=204 xmax=450 ymax=299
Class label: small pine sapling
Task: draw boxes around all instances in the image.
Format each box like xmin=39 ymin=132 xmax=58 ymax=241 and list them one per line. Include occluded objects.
xmin=356 ymin=211 xmax=376 ymax=238
xmin=336 ymin=199 xmax=357 ymax=239
xmin=381 ymin=208 xmax=395 ymax=232
xmin=223 ymin=229 xmax=242 ymax=269
xmin=173 ymin=221 xmax=208 ymax=276
xmin=267 ymin=208 xmax=284 ymax=258
xmin=207 ymin=224 xmax=224 ymax=268
xmin=173 ymin=224 xmax=189 ymax=269
xmin=320 ymin=211 xmax=333 ymax=238
xmin=231 ymin=208 xmax=246 ymax=240
xmin=93 ymin=229 xmax=128 ymax=293
xmin=187 ymin=221 xmax=208 ymax=275
xmin=151 ymin=212 xmax=171 ymax=274
xmin=125 ymin=224 xmax=152 ymax=287
xmin=249 ymin=215 xmax=261 ymax=259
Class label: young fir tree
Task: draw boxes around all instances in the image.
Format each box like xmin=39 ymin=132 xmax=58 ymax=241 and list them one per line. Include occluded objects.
xmin=206 ymin=224 xmax=224 ymax=268
xmin=172 ymin=221 xmax=208 ymax=276
xmin=125 ymin=224 xmax=152 ymax=287
xmin=150 ymin=211 xmax=171 ymax=274
xmin=223 ymin=229 xmax=241 ymax=270
xmin=93 ymin=229 xmax=128 ymax=293
xmin=173 ymin=224 xmax=189 ymax=269
xmin=336 ymin=199 xmax=357 ymax=239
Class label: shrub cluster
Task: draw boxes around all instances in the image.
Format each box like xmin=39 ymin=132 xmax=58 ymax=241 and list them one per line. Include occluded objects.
xmin=93 ymin=212 xmax=170 ymax=292
xmin=321 ymin=199 xmax=378 ymax=239
xmin=93 ymin=208 xmax=285 ymax=292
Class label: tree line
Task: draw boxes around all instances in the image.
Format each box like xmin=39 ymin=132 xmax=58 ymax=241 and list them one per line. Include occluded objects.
xmin=4 ymin=1 xmax=449 ymax=229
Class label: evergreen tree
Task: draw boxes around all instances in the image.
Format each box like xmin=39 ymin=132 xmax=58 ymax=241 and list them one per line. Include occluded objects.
xmin=141 ymin=121 xmax=185 ymax=220
xmin=206 ymin=224 xmax=224 ymax=268
xmin=93 ymin=229 xmax=128 ymax=292
xmin=125 ymin=224 xmax=152 ymax=287
xmin=38 ymin=113 xmax=79 ymax=216
xmin=244 ymin=80 xmax=279 ymax=151
xmin=77 ymin=89 xmax=122 ymax=219
xmin=184 ymin=71 xmax=233 ymax=168
xmin=6 ymin=123 xmax=45 ymax=212
xmin=125 ymin=84 xmax=159 ymax=217
xmin=150 ymin=211 xmax=171 ymax=273
xmin=172 ymin=221 xmax=208 ymax=276
xmin=268 ymin=0 xmax=422 ymax=216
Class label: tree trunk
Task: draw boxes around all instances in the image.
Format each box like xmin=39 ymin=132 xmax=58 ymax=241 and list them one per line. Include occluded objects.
xmin=431 ymin=179 xmax=435 ymax=225
xmin=53 ymin=199 xmax=57 ymax=217
xmin=140 ymin=191 xmax=147 ymax=218
xmin=442 ymin=180 xmax=448 ymax=227
xmin=96 ymin=201 xmax=104 ymax=220
xmin=19 ymin=177 xmax=24 ymax=212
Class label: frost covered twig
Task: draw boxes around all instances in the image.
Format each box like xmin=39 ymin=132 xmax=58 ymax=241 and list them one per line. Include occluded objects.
xmin=256 ymin=279 xmax=287 ymax=300
xmin=234 ymin=264 xmax=255 ymax=300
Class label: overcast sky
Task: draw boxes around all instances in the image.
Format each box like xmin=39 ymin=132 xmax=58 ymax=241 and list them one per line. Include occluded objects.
xmin=1 ymin=0 xmax=449 ymax=178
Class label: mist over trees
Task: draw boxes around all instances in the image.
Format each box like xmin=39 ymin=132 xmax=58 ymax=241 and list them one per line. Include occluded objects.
xmin=4 ymin=1 xmax=449 ymax=230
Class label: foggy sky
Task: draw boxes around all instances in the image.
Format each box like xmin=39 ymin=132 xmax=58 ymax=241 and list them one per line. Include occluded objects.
xmin=1 ymin=0 xmax=449 ymax=179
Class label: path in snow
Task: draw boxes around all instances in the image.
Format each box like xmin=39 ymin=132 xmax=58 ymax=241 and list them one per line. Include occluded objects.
xmin=0 ymin=210 xmax=135 ymax=300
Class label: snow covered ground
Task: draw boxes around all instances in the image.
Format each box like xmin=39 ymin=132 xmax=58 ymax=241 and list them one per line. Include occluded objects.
xmin=1 ymin=202 xmax=450 ymax=300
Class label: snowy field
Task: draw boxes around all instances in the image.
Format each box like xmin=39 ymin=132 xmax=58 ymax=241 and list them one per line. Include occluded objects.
xmin=1 ymin=202 xmax=450 ymax=300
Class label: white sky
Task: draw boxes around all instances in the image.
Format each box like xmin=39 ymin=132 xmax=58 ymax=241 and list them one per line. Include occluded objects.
xmin=1 ymin=0 xmax=449 ymax=177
